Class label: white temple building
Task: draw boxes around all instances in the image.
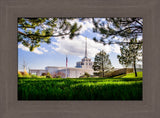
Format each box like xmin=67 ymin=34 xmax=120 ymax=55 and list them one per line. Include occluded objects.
xmin=29 ymin=38 xmax=94 ymax=78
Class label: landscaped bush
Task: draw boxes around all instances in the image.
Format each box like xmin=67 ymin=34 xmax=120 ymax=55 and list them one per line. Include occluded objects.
xmin=46 ymin=72 xmax=52 ymax=78
xmin=41 ymin=73 xmax=47 ymax=76
xmin=52 ymin=72 xmax=65 ymax=78
xmin=18 ymin=70 xmax=30 ymax=77
xmin=79 ymin=72 xmax=90 ymax=78
xmin=18 ymin=71 xmax=23 ymax=77
xmin=31 ymin=74 xmax=38 ymax=78
xmin=19 ymin=69 xmax=31 ymax=78
xmin=23 ymin=74 xmax=31 ymax=78
xmin=24 ymin=69 xmax=29 ymax=75
xmin=40 ymin=76 xmax=47 ymax=78
xmin=56 ymin=75 xmax=61 ymax=78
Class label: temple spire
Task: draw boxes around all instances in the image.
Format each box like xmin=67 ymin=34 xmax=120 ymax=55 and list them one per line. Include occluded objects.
xmin=85 ymin=37 xmax=87 ymax=58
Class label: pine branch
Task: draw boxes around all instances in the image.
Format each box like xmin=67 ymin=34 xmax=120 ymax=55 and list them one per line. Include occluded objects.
xmin=18 ymin=31 xmax=71 ymax=38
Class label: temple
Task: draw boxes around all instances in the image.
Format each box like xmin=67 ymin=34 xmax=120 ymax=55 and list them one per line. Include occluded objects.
xmin=29 ymin=37 xmax=94 ymax=78
xmin=76 ymin=38 xmax=93 ymax=69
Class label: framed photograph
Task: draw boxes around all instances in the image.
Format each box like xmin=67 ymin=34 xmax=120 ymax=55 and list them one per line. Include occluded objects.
xmin=0 ymin=0 xmax=160 ymax=118
xmin=17 ymin=17 xmax=143 ymax=100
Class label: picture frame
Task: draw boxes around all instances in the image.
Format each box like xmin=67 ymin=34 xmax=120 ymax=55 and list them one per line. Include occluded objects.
xmin=0 ymin=0 xmax=160 ymax=117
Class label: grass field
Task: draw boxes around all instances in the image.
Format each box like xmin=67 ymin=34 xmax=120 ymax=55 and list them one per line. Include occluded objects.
xmin=18 ymin=72 xmax=143 ymax=100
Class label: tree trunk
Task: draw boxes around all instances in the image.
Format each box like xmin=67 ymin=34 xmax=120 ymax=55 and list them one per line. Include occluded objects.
xmin=133 ymin=60 xmax=137 ymax=77
xmin=102 ymin=54 xmax=104 ymax=77
xmin=102 ymin=69 xmax=104 ymax=77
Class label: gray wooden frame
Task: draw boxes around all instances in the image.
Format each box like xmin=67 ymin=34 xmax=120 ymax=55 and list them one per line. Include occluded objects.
xmin=0 ymin=0 xmax=160 ymax=118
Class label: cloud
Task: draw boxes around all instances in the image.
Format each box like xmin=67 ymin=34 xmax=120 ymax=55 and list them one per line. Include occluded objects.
xmin=18 ymin=44 xmax=48 ymax=54
xmin=67 ymin=18 xmax=94 ymax=34
xmin=39 ymin=47 xmax=48 ymax=52
xmin=51 ymin=35 xmax=120 ymax=58
xmin=18 ymin=43 xmax=30 ymax=52
xmin=111 ymin=44 xmax=121 ymax=54
xmin=33 ymin=48 xmax=44 ymax=54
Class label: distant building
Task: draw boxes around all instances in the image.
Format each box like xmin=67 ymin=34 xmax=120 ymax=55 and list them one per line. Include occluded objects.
xmin=29 ymin=38 xmax=94 ymax=78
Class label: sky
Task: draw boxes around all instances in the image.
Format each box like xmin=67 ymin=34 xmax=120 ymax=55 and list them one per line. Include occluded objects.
xmin=18 ymin=18 xmax=142 ymax=71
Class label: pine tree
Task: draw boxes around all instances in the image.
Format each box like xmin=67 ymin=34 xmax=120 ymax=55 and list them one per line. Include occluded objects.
xmin=92 ymin=50 xmax=113 ymax=77
xmin=117 ymin=38 xmax=142 ymax=77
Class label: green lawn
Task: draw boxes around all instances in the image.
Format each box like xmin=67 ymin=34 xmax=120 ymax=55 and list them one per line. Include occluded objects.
xmin=122 ymin=72 xmax=143 ymax=78
xmin=113 ymin=71 xmax=143 ymax=78
xmin=18 ymin=72 xmax=143 ymax=100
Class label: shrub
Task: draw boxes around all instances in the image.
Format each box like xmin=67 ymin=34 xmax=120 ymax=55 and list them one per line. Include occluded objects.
xmin=79 ymin=72 xmax=90 ymax=78
xmin=23 ymin=74 xmax=31 ymax=78
xmin=56 ymin=75 xmax=61 ymax=78
xmin=52 ymin=72 xmax=65 ymax=78
xmin=31 ymin=74 xmax=38 ymax=78
xmin=18 ymin=71 xmax=23 ymax=77
xmin=24 ymin=69 xmax=29 ymax=76
xmin=41 ymin=73 xmax=47 ymax=76
xmin=46 ymin=72 xmax=52 ymax=78
xmin=84 ymin=72 xmax=90 ymax=77
xmin=40 ymin=76 xmax=46 ymax=78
